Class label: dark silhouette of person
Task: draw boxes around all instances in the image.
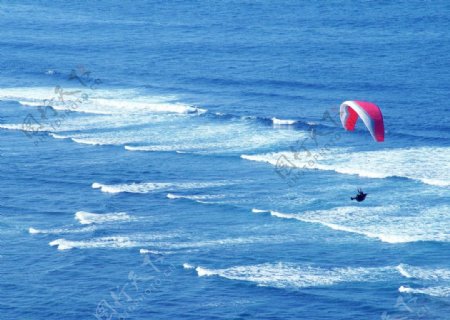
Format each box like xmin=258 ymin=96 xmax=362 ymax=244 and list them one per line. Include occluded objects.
xmin=351 ymin=188 xmax=367 ymax=202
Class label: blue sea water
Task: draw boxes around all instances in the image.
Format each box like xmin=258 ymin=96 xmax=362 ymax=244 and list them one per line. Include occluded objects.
xmin=1 ymin=1 xmax=450 ymax=319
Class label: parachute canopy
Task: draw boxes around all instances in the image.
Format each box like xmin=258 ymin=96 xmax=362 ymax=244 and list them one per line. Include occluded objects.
xmin=340 ymin=100 xmax=385 ymax=142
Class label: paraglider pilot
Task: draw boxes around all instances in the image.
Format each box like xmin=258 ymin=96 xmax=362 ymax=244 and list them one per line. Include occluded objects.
xmin=351 ymin=188 xmax=367 ymax=202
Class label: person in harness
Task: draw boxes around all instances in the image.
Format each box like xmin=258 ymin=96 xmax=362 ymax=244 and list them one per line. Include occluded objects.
xmin=351 ymin=188 xmax=367 ymax=202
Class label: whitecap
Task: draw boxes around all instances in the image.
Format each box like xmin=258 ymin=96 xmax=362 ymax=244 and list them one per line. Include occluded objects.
xmin=92 ymin=181 xmax=230 ymax=194
xmin=272 ymin=118 xmax=297 ymax=125
xmin=399 ymin=285 xmax=450 ymax=297
xmin=260 ymin=205 xmax=450 ymax=244
xmin=251 ymin=208 xmax=269 ymax=213
xmin=166 ymin=193 xmax=223 ymax=203
xmin=29 ymin=225 xmax=96 ymax=235
xmin=74 ymin=211 xmax=132 ymax=225
xmin=139 ymin=249 xmax=163 ymax=255
xmin=195 ymin=262 xmax=394 ymax=289
xmin=241 ymin=147 xmax=450 ymax=187
xmin=49 ymin=236 xmax=138 ymax=250
xmin=396 ymin=264 xmax=450 ymax=281
xmin=0 ymin=87 xmax=205 ymax=115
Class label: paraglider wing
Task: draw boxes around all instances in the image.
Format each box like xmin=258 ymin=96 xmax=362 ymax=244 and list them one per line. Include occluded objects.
xmin=340 ymin=100 xmax=385 ymax=142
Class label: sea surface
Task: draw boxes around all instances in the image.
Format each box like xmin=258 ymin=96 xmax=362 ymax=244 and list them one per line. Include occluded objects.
xmin=1 ymin=1 xmax=449 ymax=319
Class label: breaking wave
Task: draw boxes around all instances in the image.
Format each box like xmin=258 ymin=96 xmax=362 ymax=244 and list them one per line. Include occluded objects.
xmin=49 ymin=236 xmax=138 ymax=250
xmin=399 ymin=285 xmax=450 ymax=297
xmin=166 ymin=193 xmax=224 ymax=204
xmin=92 ymin=181 xmax=230 ymax=194
xmin=29 ymin=225 xmax=96 ymax=235
xmin=271 ymin=118 xmax=297 ymax=125
xmin=183 ymin=263 xmax=195 ymax=270
xmin=139 ymin=249 xmax=164 ymax=255
xmin=254 ymin=205 xmax=450 ymax=243
xmin=396 ymin=264 xmax=450 ymax=281
xmin=241 ymin=147 xmax=450 ymax=187
xmin=0 ymin=87 xmax=205 ymax=115
xmin=48 ymin=232 xmax=180 ymax=251
xmin=195 ymin=262 xmax=393 ymax=289
xmin=397 ymin=264 xmax=450 ymax=297
xmin=251 ymin=208 xmax=270 ymax=213
xmin=74 ymin=211 xmax=132 ymax=225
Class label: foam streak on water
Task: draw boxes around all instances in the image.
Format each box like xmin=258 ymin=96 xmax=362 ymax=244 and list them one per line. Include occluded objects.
xmin=195 ymin=262 xmax=395 ymax=288
xmin=254 ymin=205 xmax=450 ymax=243
xmin=242 ymin=147 xmax=450 ymax=187
xmin=92 ymin=181 xmax=230 ymax=194
xmin=74 ymin=211 xmax=132 ymax=224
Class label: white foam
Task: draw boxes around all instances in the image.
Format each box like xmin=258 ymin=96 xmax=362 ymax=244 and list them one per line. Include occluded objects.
xmin=195 ymin=262 xmax=393 ymax=288
xmin=396 ymin=264 xmax=413 ymax=279
xmin=241 ymin=147 xmax=450 ymax=187
xmin=29 ymin=227 xmax=40 ymax=234
xmin=0 ymin=122 xmax=77 ymax=134
xmin=34 ymin=109 xmax=306 ymax=154
xmin=49 ymin=236 xmax=138 ymax=250
xmin=251 ymin=208 xmax=269 ymax=213
xmin=272 ymin=118 xmax=297 ymax=125
xmin=0 ymin=124 xmax=41 ymax=131
xmin=166 ymin=193 xmax=223 ymax=203
xmin=1 ymin=123 xmax=95 ymax=136
xmin=241 ymin=151 xmax=327 ymax=167
xmin=260 ymin=205 xmax=450 ymax=243
xmin=196 ymin=266 xmax=216 ymax=277
xmin=79 ymin=98 xmax=205 ymax=115
xmin=183 ymin=263 xmax=195 ymax=270
xmin=396 ymin=264 xmax=450 ymax=281
xmin=0 ymin=87 xmax=205 ymax=115
xmin=47 ymin=98 xmax=204 ymax=115
xmin=139 ymin=249 xmax=162 ymax=255
xmin=161 ymin=235 xmax=292 ymax=250
xmin=18 ymin=100 xmax=44 ymax=107
xmin=4 ymin=111 xmax=179 ymax=137
xmin=166 ymin=192 xmax=214 ymax=203
xmin=66 ymin=130 xmax=160 ymax=146
xmin=75 ymin=211 xmax=131 ymax=225
xmin=125 ymin=145 xmax=181 ymax=152
xmin=48 ymin=233 xmax=282 ymax=251
xmin=91 ymin=182 xmax=171 ymax=194
xmin=29 ymin=226 xmax=96 ymax=235
xmin=399 ymin=285 xmax=450 ymax=297
xmin=92 ymin=181 xmax=229 ymax=194
xmin=0 ymin=87 xmax=207 ymax=114
xmin=0 ymin=87 xmax=62 ymax=101
xmin=50 ymin=133 xmax=68 ymax=139
xmin=125 ymin=144 xmax=203 ymax=153
xmin=420 ymin=178 xmax=450 ymax=187
xmin=119 ymin=122 xmax=307 ymax=154
xmin=91 ymin=182 xmax=175 ymax=194
xmin=73 ymin=137 xmax=111 ymax=145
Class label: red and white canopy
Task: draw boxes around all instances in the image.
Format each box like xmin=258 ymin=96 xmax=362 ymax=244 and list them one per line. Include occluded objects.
xmin=340 ymin=100 xmax=385 ymax=142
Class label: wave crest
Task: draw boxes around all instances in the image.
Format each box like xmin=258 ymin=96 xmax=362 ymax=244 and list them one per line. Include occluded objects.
xmin=194 ymin=262 xmax=393 ymax=289
xmin=75 ymin=211 xmax=132 ymax=225
xmin=241 ymin=147 xmax=450 ymax=187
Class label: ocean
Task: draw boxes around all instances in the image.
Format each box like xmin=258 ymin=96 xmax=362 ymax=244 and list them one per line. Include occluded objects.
xmin=0 ymin=1 xmax=449 ymax=319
